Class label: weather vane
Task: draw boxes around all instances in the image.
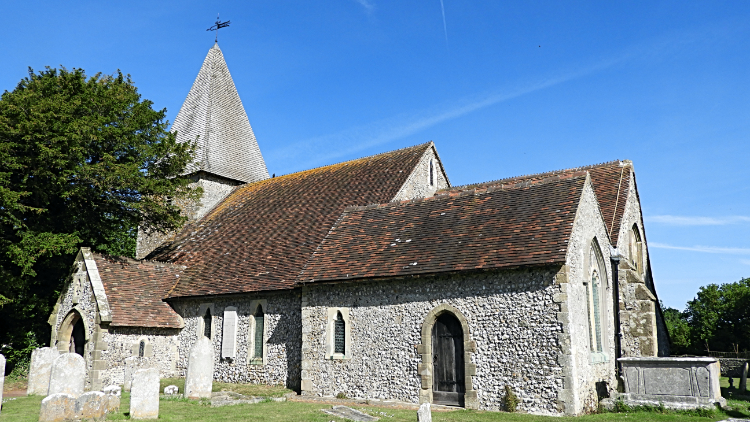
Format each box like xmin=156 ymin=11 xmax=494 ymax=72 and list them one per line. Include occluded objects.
xmin=207 ymin=14 xmax=230 ymax=43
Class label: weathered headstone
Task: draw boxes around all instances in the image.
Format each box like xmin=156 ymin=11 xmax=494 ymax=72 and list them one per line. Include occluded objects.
xmin=39 ymin=393 xmax=76 ymax=422
xmin=123 ymin=356 xmax=152 ymax=392
xmin=0 ymin=354 xmax=5 ymax=415
xmin=740 ymin=362 xmax=748 ymax=394
xmin=163 ymin=385 xmax=179 ymax=395
xmin=75 ymin=391 xmax=107 ymax=421
xmin=27 ymin=347 xmax=59 ymax=395
xmin=48 ymin=353 xmax=86 ymax=396
xmin=130 ymin=368 xmax=159 ymax=419
xmin=103 ymin=385 xmax=122 ymax=414
xmin=417 ymin=402 xmax=432 ymax=422
xmin=184 ymin=337 xmax=214 ymax=399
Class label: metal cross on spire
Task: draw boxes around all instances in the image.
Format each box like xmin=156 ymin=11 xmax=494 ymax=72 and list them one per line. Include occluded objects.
xmin=206 ymin=14 xmax=230 ymax=43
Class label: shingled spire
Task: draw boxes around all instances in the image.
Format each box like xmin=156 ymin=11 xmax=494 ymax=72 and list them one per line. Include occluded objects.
xmin=172 ymin=43 xmax=269 ymax=183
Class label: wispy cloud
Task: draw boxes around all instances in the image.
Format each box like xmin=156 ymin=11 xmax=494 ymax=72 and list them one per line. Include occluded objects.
xmin=439 ymin=0 xmax=448 ymax=47
xmin=740 ymin=259 xmax=750 ymax=266
xmin=646 ymin=215 xmax=750 ymax=226
xmin=650 ymin=242 xmax=750 ymax=255
xmin=353 ymin=0 xmax=374 ymax=12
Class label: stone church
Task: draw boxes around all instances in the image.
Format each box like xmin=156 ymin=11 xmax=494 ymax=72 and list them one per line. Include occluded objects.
xmin=48 ymin=43 xmax=669 ymax=415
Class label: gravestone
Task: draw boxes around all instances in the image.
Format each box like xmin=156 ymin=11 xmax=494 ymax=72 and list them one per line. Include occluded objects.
xmin=184 ymin=337 xmax=214 ymax=399
xmin=418 ymin=402 xmax=432 ymax=422
xmin=39 ymin=393 xmax=76 ymax=422
xmin=130 ymin=368 xmax=159 ymax=419
xmin=123 ymin=356 xmax=152 ymax=392
xmin=0 ymin=354 xmax=5 ymax=415
xmin=27 ymin=347 xmax=59 ymax=395
xmin=103 ymin=385 xmax=122 ymax=413
xmin=75 ymin=391 xmax=107 ymax=421
xmin=163 ymin=385 xmax=179 ymax=395
xmin=740 ymin=362 xmax=748 ymax=394
xmin=48 ymin=353 xmax=86 ymax=396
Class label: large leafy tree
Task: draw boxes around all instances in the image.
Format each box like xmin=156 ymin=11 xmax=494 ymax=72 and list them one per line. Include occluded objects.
xmin=685 ymin=277 xmax=750 ymax=353
xmin=0 ymin=67 xmax=199 ymax=370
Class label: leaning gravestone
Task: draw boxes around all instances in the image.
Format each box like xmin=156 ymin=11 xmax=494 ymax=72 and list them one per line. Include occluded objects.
xmin=103 ymin=385 xmax=122 ymax=414
xmin=417 ymin=402 xmax=432 ymax=422
xmin=123 ymin=356 xmax=152 ymax=392
xmin=39 ymin=393 xmax=76 ymax=422
xmin=48 ymin=353 xmax=86 ymax=396
xmin=130 ymin=368 xmax=159 ymax=419
xmin=184 ymin=337 xmax=214 ymax=399
xmin=27 ymin=347 xmax=59 ymax=395
xmin=740 ymin=362 xmax=749 ymax=394
xmin=0 ymin=354 xmax=5 ymax=415
xmin=75 ymin=391 xmax=107 ymax=421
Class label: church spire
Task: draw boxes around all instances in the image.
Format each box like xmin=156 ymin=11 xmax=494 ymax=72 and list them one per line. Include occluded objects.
xmin=172 ymin=44 xmax=269 ymax=184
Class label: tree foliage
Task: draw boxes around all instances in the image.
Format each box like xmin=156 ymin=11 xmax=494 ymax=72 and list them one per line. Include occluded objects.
xmin=0 ymin=67 xmax=198 ymax=370
xmin=664 ymin=278 xmax=750 ymax=354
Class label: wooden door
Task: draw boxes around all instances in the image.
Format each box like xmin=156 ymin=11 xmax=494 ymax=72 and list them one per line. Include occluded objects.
xmin=432 ymin=313 xmax=465 ymax=406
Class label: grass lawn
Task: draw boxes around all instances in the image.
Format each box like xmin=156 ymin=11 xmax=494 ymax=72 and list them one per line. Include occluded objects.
xmin=1 ymin=377 xmax=748 ymax=421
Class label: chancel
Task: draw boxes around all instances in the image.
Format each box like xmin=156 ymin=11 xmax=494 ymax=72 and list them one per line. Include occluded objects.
xmin=47 ymin=42 xmax=671 ymax=415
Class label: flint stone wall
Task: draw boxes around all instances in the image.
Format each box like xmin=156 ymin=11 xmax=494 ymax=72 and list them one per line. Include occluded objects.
xmin=300 ymin=267 xmax=564 ymax=414
xmin=171 ymin=290 xmax=301 ymax=389
xmin=717 ymin=358 xmax=750 ymax=377
xmin=100 ymin=327 xmax=179 ymax=386
xmin=392 ymin=147 xmax=449 ymax=202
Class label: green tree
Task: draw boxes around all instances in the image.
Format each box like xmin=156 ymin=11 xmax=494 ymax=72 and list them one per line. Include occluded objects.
xmin=0 ymin=67 xmax=199 ymax=372
xmin=661 ymin=302 xmax=691 ymax=355
xmin=685 ymin=277 xmax=750 ymax=353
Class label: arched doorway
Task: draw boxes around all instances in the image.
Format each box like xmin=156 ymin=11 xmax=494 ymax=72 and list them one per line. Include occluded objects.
xmin=57 ymin=310 xmax=87 ymax=356
xmin=432 ymin=312 xmax=465 ymax=406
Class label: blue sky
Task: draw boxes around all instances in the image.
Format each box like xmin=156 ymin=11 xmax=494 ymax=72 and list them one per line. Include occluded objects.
xmin=2 ymin=1 xmax=748 ymax=310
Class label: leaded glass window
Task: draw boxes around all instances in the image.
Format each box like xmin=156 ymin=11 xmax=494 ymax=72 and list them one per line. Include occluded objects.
xmin=591 ymin=271 xmax=603 ymax=352
xmin=429 ymin=160 xmax=434 ymax=186
xmin=203 ymin=308 xmax=212 ymax=339
xmin=254 ymin=305 xmax=264 ymax=359
xmin=138 ymin=340 xmax=145 ymax=357
xmin=334 ymin=312 xmax=345 ymax=354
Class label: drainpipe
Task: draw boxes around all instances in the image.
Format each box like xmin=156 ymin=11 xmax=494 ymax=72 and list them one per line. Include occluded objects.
xmin=609 ymin=246 xmax=624 ymax=385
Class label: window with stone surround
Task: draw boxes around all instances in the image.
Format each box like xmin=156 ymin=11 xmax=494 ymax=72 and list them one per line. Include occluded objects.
xmin=247 ymin=300 xmax=268 ymax=365
xmin=629 ymin=223 xmax=643 ymax=274
xmin=429 ymin=159 xmax=435 ymax=186
xmin=325 ymin=307 xmax=351 ymax=360
xmin=585 ymin=239 xmax=608 ymax=362
xmin=197 ymin=303 xmax=215 ymax=341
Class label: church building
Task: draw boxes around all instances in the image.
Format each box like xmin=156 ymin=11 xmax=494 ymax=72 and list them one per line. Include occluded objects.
xmin=48 ymin=43 xmax=669 ymax=415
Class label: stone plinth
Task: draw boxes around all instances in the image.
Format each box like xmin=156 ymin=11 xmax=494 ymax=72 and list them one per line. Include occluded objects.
xmin=27 ymin=347 xmax=59 ymax=395
xmin=39 ymin=393 xmax=76 ymax=422
xmin=611 ymin=357 xmax=726 ymax=409
xmin=184 ymin=337 xmax=214 ymax=399
xmin=123 ymin=356 xmax=152 ymax=392
xmin=130 ymin=368 xmax=159 ymax=419
xmin=48 ymin=353 xmax=86 ymax=396
xmin=102 ymin=385 xmax=122 ymax=414
xmin=75 ymin=391 xmax=107 ymax=421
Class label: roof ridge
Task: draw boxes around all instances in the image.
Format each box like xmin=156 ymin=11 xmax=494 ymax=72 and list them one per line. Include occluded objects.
xmin=266 ymin=142 xmax=433 ymax=181
xmin=92 ymin=252 xmax=186 ymax=269
xmin=442 ymin=159 xmax=628 ymax=193
xmin=342 ymin=171 xmax=589 ymax=213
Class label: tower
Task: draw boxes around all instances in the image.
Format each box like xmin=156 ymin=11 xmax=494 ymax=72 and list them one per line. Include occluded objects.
xmin=136 ymin=43 xmax=269 ymax=259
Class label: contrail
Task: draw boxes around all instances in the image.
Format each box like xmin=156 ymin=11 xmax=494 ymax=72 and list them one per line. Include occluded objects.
xmin=439 ymin=0 xmax=448 ymax=47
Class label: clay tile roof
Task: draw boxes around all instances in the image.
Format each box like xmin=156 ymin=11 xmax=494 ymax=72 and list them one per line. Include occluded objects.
xmin=440 ymin=160 xmax=632 ymax=244
xmin=93 ymin=254 xmax=184 ymax=328
xmin=300 ymin=172 xmax=588 ymax=283
xmin=151 ymin=142 xmax=433 ymax=298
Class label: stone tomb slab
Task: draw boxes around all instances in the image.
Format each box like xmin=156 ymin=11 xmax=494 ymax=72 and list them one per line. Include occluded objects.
xmin=130 ymin=368 xmax=160 ymax=419
xmin=39 ymin=393 xmax=76 ymax=422
xmin=27 ymin=347 xmax=59 ymax=396
xmin=321 ymin=405 xmax=379 ymax=422
xmin=48 ymin=353 xmax=86 ymax=396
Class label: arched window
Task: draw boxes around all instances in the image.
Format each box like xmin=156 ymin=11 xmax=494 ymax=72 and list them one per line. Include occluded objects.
xmin=629 ymin=224 xmax=643 ymax=273
xmin=203 ymin=308 xmax=212 ymax=339
xmin=429 ymin=159 xmax=435 ymax=186
xmin=253 ymin=305 xmax=264 ymax=360
xmin=586 ymin=241 xmax=605 ymax=353
xmin=334 ymin=311 xmax=346 ymax=354
xmin=138 ymin=340 xmax=146 ymax=357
